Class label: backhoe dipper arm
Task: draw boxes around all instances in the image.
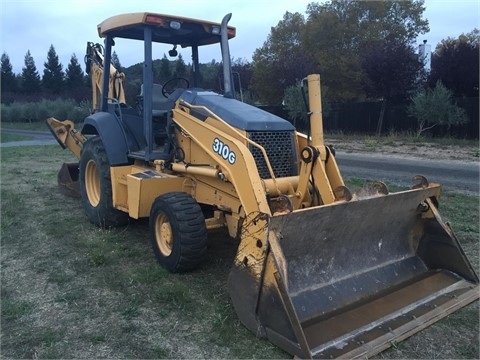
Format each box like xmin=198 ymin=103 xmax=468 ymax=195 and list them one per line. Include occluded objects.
xmin=85 ymin=42 xmax=126 ymax=113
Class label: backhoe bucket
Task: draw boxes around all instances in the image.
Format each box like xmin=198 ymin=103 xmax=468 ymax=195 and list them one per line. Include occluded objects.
xmin=229 ymin=184 xmax=478 ymax=359
xmin=57 ymin=162 xmax=80 ymax=198
xmin=46 ymin=117 xmax=84 ymax=198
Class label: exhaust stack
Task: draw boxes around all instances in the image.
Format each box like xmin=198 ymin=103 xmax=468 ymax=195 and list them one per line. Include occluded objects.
xmin=220 ymin=13 xmax=235 ymax=98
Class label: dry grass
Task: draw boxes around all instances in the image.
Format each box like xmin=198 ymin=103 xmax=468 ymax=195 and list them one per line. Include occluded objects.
xmin=1 ymin=145 xmax=478 ymax=359
xmin=325 ymin=133 xmax=479 ymax=162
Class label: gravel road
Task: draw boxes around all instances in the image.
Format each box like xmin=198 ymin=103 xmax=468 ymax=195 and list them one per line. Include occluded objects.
xmin=1 ymin=128 xmax=478 ymax=194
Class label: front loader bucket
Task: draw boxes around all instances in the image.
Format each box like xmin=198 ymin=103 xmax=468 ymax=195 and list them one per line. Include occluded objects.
xmin=229 ymin=185 xmax=478 ymax=359
xmin=57 ymin=162 xmax=80 ymax=198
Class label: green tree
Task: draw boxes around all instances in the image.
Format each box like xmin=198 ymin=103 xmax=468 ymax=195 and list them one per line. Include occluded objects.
xmin=158 ymin=54 xmax=172 ymax=82
xmin=283 ymin=82 xmax=331 ymax=129
xmin=283 ymin=85 xmax=308 ymax=128
xmin=361 ymin=35 xmax=424 ymax=135
xmin=111 ymin=51 xmax=122 ymax=71
xmin=408 ymin=81 xmax=468 ymax=137
xmin=232 ymin=58 xmax=253 ymax=101
xmin=42 ymin=44 xmax=65 ymax=94
xmin=21 ymin=50 xmax=41 ymax=94
xmin=65 ymin=53 xmax=84 ymax=88
xmin=303 ymin=0 xmax=429 ymax=102
xmin=252 ymin=11 xmax=312 ymax=104
xmin=429 ymin=29 xmax=479 ymax=97
xmin=1 ymin=52 xmax=17 ymax=94
xmin=173 ymin=53 xmax=187 ymax=78
xmin=198 ymin=60 xmax=222 ymax=91
xmin=252 ymin=1 xmax=429 ymax=104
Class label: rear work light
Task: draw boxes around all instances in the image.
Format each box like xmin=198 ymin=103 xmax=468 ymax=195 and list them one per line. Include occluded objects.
xmin=169 ymin=21 xmax=181 ymax=30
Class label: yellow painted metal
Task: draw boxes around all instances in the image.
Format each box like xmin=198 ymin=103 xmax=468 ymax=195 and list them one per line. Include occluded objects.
xmin=204 ymin=211 xmax=226 ymax=230
xmin=109 ymin=165 xmax=131 ymax=212
xmin=90 ymin=61 xmax=126 ymax=113
xmin=310 ymin=156 xmax=336 ymax=204
xmin=178 ymin=100 xmax=279 ymax=184
xmin=46 ymin=117 xmax=86 ymax=159
xmin=190 ymin=178 xmax=242 ymax=214
xmin=97 ymin=12 xmax=236 ymax=44
xmin=154 ymin=213 xmax=173 ymax=256
xmin=266 ymin=75 xmax=345 ymax=207
xmin=262 ymin=176 xmax=298 ymax=197
xmin=85 ymin=159 xmax=100 ymax=206
xmin=126 ymin=173 xmax=186 ymax=218
xmin=323 ymin=147 xmax=344 ymax=195
xmin=110 ymin=165 xmax=186 ymax=219
xmin=86 ymin=44 xmax=126 ymax=113
xmin=170 ymin=162 xmax=220 ymax=178
xmin=292 ymin=155 xmax=314 ymax=209
xmin=172 ymin=107 xmax=271 ymax=216
xmin=225 ymin=212 xmax=242 ymax=238
xmin=306 ymin=74 xmax=324 ymax=147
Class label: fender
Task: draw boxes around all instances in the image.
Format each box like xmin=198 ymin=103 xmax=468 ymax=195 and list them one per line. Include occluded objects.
xmin=81 ymin=111 xmax=130 ymax=165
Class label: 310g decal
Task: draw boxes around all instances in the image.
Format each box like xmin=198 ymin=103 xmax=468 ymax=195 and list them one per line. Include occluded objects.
xmin=212 ymin=137 xmax=236 ymax=164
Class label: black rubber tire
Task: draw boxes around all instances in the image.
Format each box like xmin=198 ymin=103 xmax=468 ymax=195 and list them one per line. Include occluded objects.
xmin=149 ymin=192 xmax=207 ymax=273
xmin=79 ymin=136 xmax=129 ymax=228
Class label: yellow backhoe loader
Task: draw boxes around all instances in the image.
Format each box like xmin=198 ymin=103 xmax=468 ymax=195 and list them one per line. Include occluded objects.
xmin=47 ymin=12 xmax=478 ymax=359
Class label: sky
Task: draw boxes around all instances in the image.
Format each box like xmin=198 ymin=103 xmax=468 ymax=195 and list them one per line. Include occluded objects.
xmin=1 ymin=0 xmax=479 ymax=74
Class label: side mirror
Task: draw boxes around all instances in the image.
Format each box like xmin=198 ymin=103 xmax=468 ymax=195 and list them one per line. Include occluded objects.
xmin=168 ymin=45 xmax=178 ymax=57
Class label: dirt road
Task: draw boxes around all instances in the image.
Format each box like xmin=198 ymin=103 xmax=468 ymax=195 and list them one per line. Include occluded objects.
xmin=1 ymin=128 xmax=478 ymax=194
xmin=336 ymin=152 xmax=479 ymax=194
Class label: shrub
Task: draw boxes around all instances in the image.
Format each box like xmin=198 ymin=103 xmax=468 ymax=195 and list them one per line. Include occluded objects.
xmin=1 ymin=99 xmax=91 ymax=123
xmin=408 ymin=81 xmax=469 ymax=137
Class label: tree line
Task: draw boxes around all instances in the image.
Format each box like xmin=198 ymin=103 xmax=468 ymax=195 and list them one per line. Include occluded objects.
xmin=1 ymin=0 xmax=478 ymax=137
xmin=1 ymin=45 xmax=89 ymax=104
xmin=251 ymin=0 xmax=478 ymax=136
xmin=0 ymin=44 xmax=252 ymax=104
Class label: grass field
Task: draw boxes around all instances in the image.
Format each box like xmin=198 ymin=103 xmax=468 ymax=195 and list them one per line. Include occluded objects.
xmin=1 ymin=145 xmax=478 ymax=359
xmin=0 ymin=132 xmax=33 ymax=143
xmin=1 ymin=122 xmax=49 ymax=131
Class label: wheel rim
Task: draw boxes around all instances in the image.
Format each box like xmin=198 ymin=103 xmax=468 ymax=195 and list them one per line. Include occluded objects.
xmin=85 ymin=159 xmax=100 ymax=207
xmin=155 ymin=213 xmax=173 ymax=256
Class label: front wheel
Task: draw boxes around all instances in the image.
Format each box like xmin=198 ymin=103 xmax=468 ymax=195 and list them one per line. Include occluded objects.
xmin=149 ymin=192 xmax=207 ymax=272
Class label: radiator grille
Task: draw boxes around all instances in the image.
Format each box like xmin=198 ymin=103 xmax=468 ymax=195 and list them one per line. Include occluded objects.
xmin=248 ymin=131 xmax=297 ymax=179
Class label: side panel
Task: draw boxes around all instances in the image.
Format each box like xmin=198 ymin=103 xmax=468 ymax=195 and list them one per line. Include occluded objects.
xmin=172 ymin=108 xmax=271 ymax=215
xmin=127 ymin=173 xmax=186 ymax=218
xmin=110 ymin=165 xmax=186 ymax=218
xmin=82 ymin=112 xmax=130 ymax=165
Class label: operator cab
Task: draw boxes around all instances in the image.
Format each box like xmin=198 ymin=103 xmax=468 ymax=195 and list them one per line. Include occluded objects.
xmin=96 ymin=12 xmax=236 ymax=161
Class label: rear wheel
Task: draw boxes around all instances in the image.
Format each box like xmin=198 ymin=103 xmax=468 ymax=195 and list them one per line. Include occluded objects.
xmin=79 ymin=136 xmax=129 ymax=227
xmin=149 ymin=192 xmax=207 ymax=272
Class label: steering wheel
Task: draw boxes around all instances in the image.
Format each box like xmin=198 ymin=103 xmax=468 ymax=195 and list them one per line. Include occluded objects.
xmin=161 ymin=77 xmax=190 ymax=98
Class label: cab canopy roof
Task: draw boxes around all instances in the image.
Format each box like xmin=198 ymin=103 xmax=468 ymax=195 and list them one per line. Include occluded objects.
xmin=97 ymin=12 xmax=236 ymax=47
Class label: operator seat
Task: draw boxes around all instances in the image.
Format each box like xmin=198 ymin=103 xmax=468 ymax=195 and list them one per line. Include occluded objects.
xmin=138 ymin=84 xmax=188 ymax=149
xmin=139 ymin=84 xmax=186 ymax=116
